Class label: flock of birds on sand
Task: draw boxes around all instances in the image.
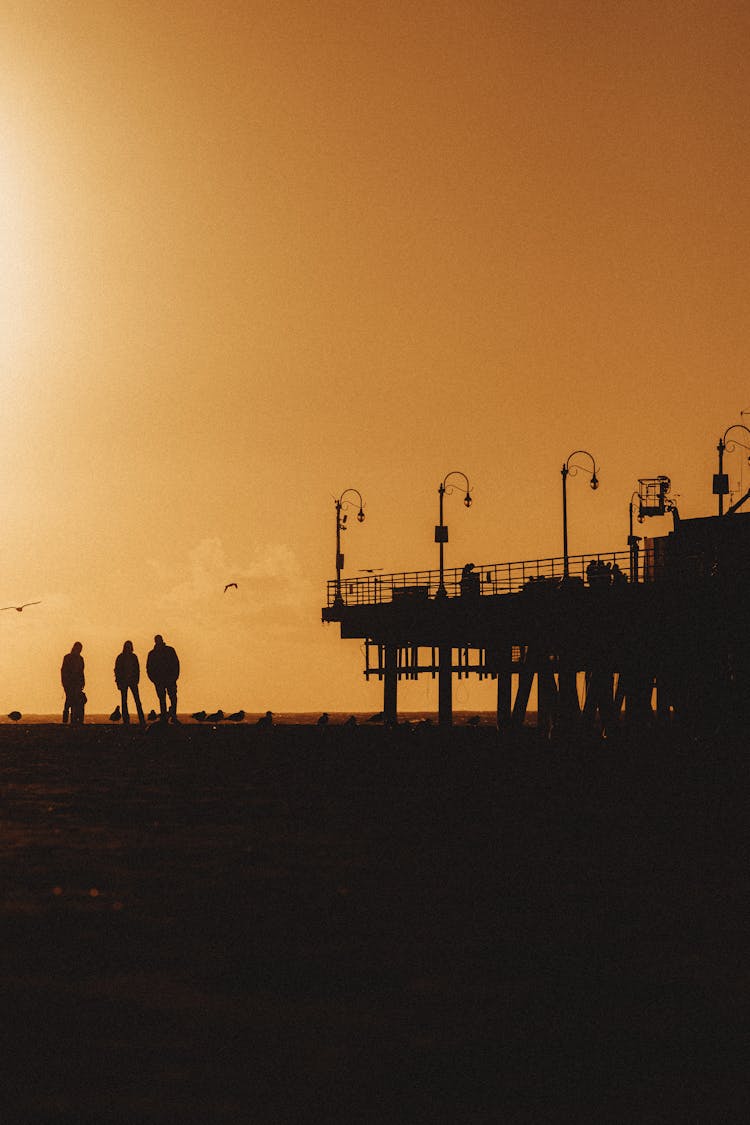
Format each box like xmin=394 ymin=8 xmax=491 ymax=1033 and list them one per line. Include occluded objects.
xmin=5 ymin=709 xmax=486 ymax=727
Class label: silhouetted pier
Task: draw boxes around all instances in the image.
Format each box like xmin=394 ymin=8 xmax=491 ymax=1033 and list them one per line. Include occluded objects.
xmin=322 ymin=513 xmax=750 ymax=733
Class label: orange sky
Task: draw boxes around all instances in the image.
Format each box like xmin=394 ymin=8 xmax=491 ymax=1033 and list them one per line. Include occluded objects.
xmin=2 ymin=1 xmax=750 ymax=715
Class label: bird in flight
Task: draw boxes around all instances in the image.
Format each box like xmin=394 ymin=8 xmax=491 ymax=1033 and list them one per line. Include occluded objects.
xmin=1 ymin=601 xmax=41 ymax=613
xmin=224 ymin=582 xmax=238 ymax=593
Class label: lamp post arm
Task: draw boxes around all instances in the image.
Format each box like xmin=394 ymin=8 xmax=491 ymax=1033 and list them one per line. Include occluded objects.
xmin=442 ymin=470 xmax=470 ymax=491
xmin=565 ymin=450 xmax=598 ymax=480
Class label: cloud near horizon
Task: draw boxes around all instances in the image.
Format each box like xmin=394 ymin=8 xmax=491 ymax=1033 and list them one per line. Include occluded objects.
xmin=158 ymin=537 xmax=315 ymax=629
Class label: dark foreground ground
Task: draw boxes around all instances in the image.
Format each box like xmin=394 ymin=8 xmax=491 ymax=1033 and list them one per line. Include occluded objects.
xmin=1 ymin=722 xmax=749 ymax=1123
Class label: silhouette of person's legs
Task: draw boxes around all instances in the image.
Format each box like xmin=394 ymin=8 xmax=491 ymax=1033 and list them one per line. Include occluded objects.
xmin=120 ymin=687 xmax=130 ymax=724
xmin=166 ymin=683 xmax=178 ymax=722
xmin=71 ymin=691 xmax=85 ymax=726
xmin=156 ymin=685 xmax=168 ymax=721
xmin=131 ymin=685 xmax=145 ymax=725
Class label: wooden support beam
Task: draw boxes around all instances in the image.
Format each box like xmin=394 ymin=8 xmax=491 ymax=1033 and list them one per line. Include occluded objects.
xmin=496 ymin=667 xmax=512 ymax=729
xmin=438 ymin=644 xmax=453 ymax=726
xmin=384 ymin=643 xmax=398 ymax=725
xmin=513 ymin=664 xmax=534 ymax=725
xmin=557 ymin=668 xmax=581 ymax=736
xmin=582 ymin=668 xmax=615 ymax=735
xmin=537 ymin=660 xmax=558 ymax=737
xmin=618 ymin=668 xmax=654 ymax=728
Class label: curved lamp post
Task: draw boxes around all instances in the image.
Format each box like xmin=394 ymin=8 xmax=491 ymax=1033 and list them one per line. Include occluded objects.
xmin=561 ymin=451 xmax=599 ymax=578
xmin=715 ymin=425 xmax=750 ymax=515
xmin=334 ymin=489 xmax=365 ymax=604
xmin=436 ymin=471 xmax=472 ymax=596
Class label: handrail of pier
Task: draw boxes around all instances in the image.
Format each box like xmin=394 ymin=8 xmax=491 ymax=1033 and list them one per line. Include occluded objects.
xmin=326 ymin=550 xmax=635 ymax=608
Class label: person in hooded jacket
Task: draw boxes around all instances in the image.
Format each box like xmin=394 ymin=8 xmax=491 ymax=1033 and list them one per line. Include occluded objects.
xmin=114 ymin=640 xmax=146 ymax=726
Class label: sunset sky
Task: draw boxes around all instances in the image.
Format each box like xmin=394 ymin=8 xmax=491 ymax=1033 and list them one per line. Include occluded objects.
xmin=2 ymin=1 xmax=750 ymax=716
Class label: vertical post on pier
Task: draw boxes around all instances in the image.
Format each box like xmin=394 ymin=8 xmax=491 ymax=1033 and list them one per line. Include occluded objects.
xmin=496 ymin=667 xmax=512 ymax=729
xmin=438 ymin=644 xmax=453 ymax=726
xmin=384 ymin=642 xmax=398 ymax=725
xmin=562 ymin=463 xmax=569 ymax=579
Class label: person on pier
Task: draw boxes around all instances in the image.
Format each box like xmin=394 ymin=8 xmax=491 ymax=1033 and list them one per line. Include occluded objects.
xmin=460 ymin=562 xmax=480 ymax=597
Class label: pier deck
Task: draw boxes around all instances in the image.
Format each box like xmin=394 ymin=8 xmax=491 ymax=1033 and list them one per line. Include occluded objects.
xmin=322 ymin=517 xmax=750 ymax=731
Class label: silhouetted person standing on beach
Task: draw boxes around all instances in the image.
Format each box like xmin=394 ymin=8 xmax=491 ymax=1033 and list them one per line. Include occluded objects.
xmin=114 ymin=640 xmax=145 ymax=726
xmin=61 ymin=641 xmax=85 ymax=725
xmin=147 ymin=634 xmax=180 ymax=723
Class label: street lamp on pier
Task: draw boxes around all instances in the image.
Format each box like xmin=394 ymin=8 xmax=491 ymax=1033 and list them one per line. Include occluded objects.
xmin=628 ymin=490 xmax=644 ymax=583
xmin=714 ymin=425 xmax=750 ymax=515
xmin=561 ymin=451 xmax=599 ymax=579
xmin=334 ymin=489 xmax=365 ymax=604
xmin=436 ymin=471 xmax=472 ymax=596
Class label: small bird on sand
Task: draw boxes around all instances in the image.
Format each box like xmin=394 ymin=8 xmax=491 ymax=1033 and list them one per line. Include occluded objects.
xmin=1 ymin=601 xmax=41 ymax=613
xmin=191 ymin=710 xmax=207 ymax=722
xmin=227 ymin=710 xmax=245 ymax=722
xmin=344 ymin=715 xmax=358 ymax=727
xmin=257 ymin=710 xmax=274 ymax=728
xmin=147 ymin=710 xmax=158 ymax=722
xmin=317 ymin=712 xmax=329 ymax=726
xmin=224 ymin=583 xmax=238 ymax=593
xmin=110 ymin=706 xmax=121 ymax=722
xmin=7 ymin=711 xmax=22 ymax=722
xmin=206 ymin=709 xmax=224 ymax=723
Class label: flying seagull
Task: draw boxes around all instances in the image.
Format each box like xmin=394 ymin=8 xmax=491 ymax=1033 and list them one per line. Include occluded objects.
xmin=224 ymin=583 xmax=238 ymax=593
xmin=1 ymin=601 xmax=41 ymax=613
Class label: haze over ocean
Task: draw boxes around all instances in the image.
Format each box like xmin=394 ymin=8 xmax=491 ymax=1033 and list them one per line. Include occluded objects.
xmin=4 ymin=2 xmax=750 ymax=715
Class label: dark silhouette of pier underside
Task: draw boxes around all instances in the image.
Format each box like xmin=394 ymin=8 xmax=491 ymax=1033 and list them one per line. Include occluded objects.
xmin=322 ymin=514 xmax=750 ymax=733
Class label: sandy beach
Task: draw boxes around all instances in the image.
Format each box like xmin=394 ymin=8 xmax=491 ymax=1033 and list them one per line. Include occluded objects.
xmin=2 ymin=721 xmax=748 ymax=1123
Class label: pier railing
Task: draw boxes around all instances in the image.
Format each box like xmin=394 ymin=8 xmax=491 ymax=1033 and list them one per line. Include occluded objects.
xmin=326 ymin=550 xmax=633 ymax=608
